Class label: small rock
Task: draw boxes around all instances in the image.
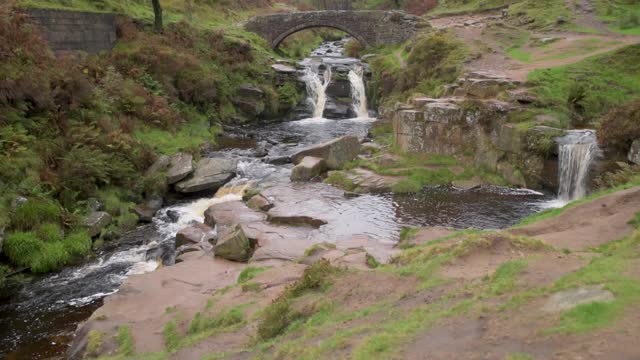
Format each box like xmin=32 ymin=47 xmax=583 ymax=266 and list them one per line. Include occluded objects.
xmin=543 ymin=285 xmax=615 ymax=313
xmin=11 ymin=196 xmax=27 ymax=211
xmin=237 ymin=83 xmax=264 ymax=99
xmin=176 ymin=224 xmax=216 ymax=248
xmin=132 ymin=196 xmax=162 ymax=223
xmin=271 ymin=64 xmax=297 ymax=74
xmin=628 ymin=139 xmax=640 ymax=165
xmin=167 ymin=153 xmax=194 ymax=184
xmin=264 ymin=156 xmax=291 ymax=165
xmin=292 ymin=136 xmax=361 ymax=170
xmin=247 ymin=194 xmax=274 ymax=211
xmin=452 ymin=179 xmax=484 ymax=191
xmin=214 ymin=224 xmax=255 ymax=262
xmin=146 ymin=155 xmax=171 ymax=177
xmin=84 ymin=212 xmax=112 ymax=238
xmin=166 ymin=210 xmax=181 ymax=223
xmin=175 ymin=158 xmax=237 ymax=194
xmin=86 ymin=198 xmax=104 ymax=212
xmin=360 ymin=54 xmax=377 ymax=62
xmin=291 ymin=156 xmax=326 ymax=181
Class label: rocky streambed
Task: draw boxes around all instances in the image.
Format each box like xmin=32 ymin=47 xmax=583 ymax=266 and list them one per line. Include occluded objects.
xmin=0 ymin=41 xmax=556 ymax=359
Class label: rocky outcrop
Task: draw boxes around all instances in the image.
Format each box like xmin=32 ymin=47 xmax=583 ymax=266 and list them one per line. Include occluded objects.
xmin=291 ymin=156 xmax=326 ymax=181
xmin=628 ymin=139 xmax=640 ymax=165
xmin=83 ymin=212 xmax=112 ymax=237
xmin=388 ymin=95 xmax=566 ymax=190
xmin=448 ymin=71 xmax=520 ymax=99
xmin=167 ymin=153 xmax=194 ymax=184
xmin=175 ymin=158 xmax=237 ymax=193
xmin=292 ymin=136 xmax=361 ymax=170
xmin=176 ymin=224 xmax=216 ymax=248
xmin=214 ymin=224 xmax=255 ymax=262
xmin=146 ymin=155 xmax=171 ymax=177
xmin=232 ymin=84 xmax=265 ymax=118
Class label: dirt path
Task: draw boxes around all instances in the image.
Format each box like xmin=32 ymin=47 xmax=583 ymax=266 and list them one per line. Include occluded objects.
xmin=431 ymin=6 xmax=640 ymax=82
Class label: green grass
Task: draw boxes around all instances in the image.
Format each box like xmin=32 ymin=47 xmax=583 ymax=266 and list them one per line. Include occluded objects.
xmin=324 ymin=171 xmax=357 ymax=192
xmin=548 ymin=230 xmax=640 ymax=333
xmin=484 ymin=259 xmax=528 ymax=296
xmin=35 ymin=223 xmax=63 ymax=242
xmin=85 ymin=330 xmax=106 ymax=358
xmin=237 ymin=266 xmax=269 ymax=284
xmin=116 ymin=325 xmax=135 ymax=356
xmin=134 ymin=119 xmax=220 ymax=156
xmin=10 ymin=198 xmax=61 ymax=231
xmin=527 ymin=44 xmax=640 ymax=122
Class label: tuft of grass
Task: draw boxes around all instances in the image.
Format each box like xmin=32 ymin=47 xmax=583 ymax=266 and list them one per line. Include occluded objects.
xmin=85 ymin=330 xmax=105 ymax=358
xmin=237 ymin=266 xmax=268 ymax=284
xmin=163 ymin=320 xmax=181 ymax=353
xmin=366 ymin=253 xmax=381 ymax=268
xmin=629 ymin=211 xmax=640 ymax=229
xmin=290 ymin=260 xmax=339 ymax=297
xmin=35 ymin=223 xmax=63 ymax=242
xmin=324 ymin=171 xmax=356 ymax=192
xmin=241 ymin=282 xmax=262 ymax=293
xmin=303 ymin=242 xmax=337 ymax=257
xmin=549 ymin=301 xmax=619 ymax=334
xmin=484 ymin=259 xmax=528 ymax=296
xmin=188 ymin=308 xmax=244 ymax=335
xmin=3 ymin=232 xmax=43 ymax=268
xmin=116 ymin=325 xmax=135 ymax=356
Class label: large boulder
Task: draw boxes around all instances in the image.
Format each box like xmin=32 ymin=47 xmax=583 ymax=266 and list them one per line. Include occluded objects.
xmin=175 ymin=158 xmax=237 ymax=194
xmin=232 ymin=84 xmax=266 ymax=118
xmin=292 ymin=136 xmax=361 ymax=170
xmin=323 ymin=97 xmax=352 ymax=119
xmin=628 ymin=139 xmax=640 ymax=165
xmin=214 ymin=224 xmax=255 ymax=262
xmin=146 ymin=155 xmax=171 ymax=177
xmin=176 ymin=224 xmax=216 ymax=248
xmin=290 ymin=156 xmax=326 ymax=181
xmin=167 ymin=153 xmax=194 ymax=184
xmin=84 ymin=212 xmax=112 ymax=238
xmin=132 ymin=196 xmax=163 ymax=223
xmin=204 ymin=201 xmax=266 ymax=229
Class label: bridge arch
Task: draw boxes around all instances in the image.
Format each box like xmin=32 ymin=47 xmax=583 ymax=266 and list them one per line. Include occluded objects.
xmin=245 ymin=11 xmax=424 ymax=50
xmin=272 ymin=23 xmax=369 ymax=49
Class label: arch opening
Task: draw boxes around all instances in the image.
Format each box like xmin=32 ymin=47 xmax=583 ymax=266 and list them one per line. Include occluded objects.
xmin=272 ymin=23 xmax=368 ymax=50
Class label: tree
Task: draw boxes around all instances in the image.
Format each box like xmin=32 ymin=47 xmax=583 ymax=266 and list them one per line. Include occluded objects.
xmin=152 ymin=0 xmax=163 ymax=32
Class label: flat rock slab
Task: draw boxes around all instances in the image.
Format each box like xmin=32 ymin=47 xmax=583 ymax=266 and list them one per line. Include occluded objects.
xmin=175 ymin=158 xmax=237 ymax=194
xmin=452 ymin=179 xmax=484 ymax=191
xmin=176 ymin=223 xmax=216 ymax=248
xmin=543 ymin=285 xmax=615 ymax=313
xmin=204 ymin=201 xmax=267 ymax=230
xmin=271 ymin=63 xmax=297 ymax=74
xmin=167 ymin=152 xmax=193 ymax=184
xmin=243 ymin=222 xmax=317 ymax=262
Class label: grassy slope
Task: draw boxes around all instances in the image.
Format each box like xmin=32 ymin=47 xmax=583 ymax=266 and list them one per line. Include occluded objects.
xmin=0 ymin=0 xmax=305 ymax=275
xmin=527 ymin=44 xmax=640 ymax=127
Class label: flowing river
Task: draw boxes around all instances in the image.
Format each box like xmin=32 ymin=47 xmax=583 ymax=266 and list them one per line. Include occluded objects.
xmin=0 ymin=40 xmax=556 ymax=359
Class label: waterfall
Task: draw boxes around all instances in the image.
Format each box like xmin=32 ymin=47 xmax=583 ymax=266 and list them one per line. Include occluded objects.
xmin=303 ymin=66 xmax=332 ymax=118
xmin=557 ymin=130 xmax=598 ymax=202
xmin=348 ymin=65 xmax=369 ymax=118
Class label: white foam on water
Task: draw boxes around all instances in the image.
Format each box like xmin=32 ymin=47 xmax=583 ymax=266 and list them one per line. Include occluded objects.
xmin=349 ymin=64 xmax=369 ymax=119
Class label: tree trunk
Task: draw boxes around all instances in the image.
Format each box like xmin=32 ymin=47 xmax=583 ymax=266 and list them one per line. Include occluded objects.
xmin=152 ymin=0 xmax=163 ymax=33
xmin=185 ymin=0 xmax=193 ymax=23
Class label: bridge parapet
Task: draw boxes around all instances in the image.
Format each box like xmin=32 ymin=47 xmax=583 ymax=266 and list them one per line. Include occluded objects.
xmin=245 ymin=11 xmax=428 ymax=49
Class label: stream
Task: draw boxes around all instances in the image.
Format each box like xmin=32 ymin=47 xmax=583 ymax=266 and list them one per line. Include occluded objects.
xmin=0 ymin=40 xmax=556 ymax=359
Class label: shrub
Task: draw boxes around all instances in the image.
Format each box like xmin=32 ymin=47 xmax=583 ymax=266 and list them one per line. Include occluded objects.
xmin=11 ymin=199 xmax=61 ymax=231
xmin=35 ymin=223 xmax=63 ymax=242
xmin=290 ymin=259 xmax=337 ymax=297
xmin=598 ymin=99 xmax=640 ymax=152
xmin=3 ymin=232 xmax=43 ymax=268
xmin=63 ymin=230 xmax=92 ymax=258
xmin=257 ymin=296 xmax=297 ymax=341
xmin=31 ymin=242 xmax=70 ymax=273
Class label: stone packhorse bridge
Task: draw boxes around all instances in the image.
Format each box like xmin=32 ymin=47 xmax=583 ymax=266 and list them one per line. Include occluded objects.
xmin=245 ymin=11 xmax=427 ymax=49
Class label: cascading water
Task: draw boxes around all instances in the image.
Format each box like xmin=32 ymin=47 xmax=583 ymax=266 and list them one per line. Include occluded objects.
xmin=303 ymin=66 xmax=332 ymax=118
xmin=348 ymin=64 xmax=369 ymax=118
xmin=557 ymin=130 xmax=598 ymax=202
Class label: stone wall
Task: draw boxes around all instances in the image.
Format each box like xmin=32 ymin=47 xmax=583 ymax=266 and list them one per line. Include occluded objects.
xmin=26 ymin=8 xmax=117 ymax=54
xmin=245 ymin=11 xmax=429 ymax=48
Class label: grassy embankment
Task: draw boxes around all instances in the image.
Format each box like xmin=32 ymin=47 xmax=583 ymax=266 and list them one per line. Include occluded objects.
xmin=0 ymin=0 xmax=309 ymax=277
